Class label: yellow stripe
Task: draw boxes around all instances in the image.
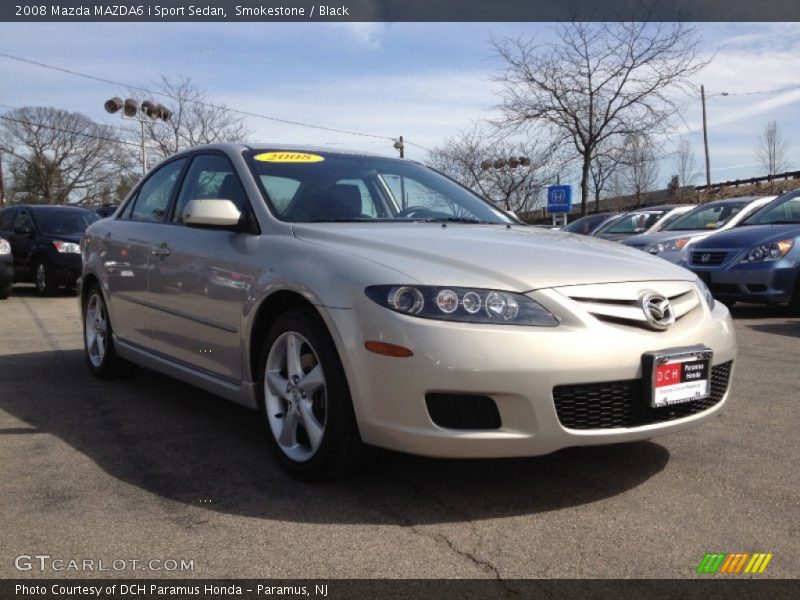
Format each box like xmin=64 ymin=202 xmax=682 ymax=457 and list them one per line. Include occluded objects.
xmin=758 ymin=554 xmax=773 ymax=573
xmin=747 ymin=554 xmax=765 ymax=573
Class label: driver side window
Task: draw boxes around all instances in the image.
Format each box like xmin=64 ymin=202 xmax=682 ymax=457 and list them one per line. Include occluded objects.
xmin=173 ymin=154 xmax=248 ymax=223
xmin=381 ymin=174 xmax=465 ymax=217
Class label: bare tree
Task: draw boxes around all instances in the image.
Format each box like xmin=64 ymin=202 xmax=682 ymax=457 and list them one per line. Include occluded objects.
xmin=428 ymin=126 xmax=556 ymax=217
xmin=0 ymin=106 xmax=131 ymax=205
xmin=590 ymin=143 xmax=624 ymax=213
xmin=755 ymin=121 xmax=789 ymax=185
xmin=0 ymin=152 xmax=6 ymax=209
xmin=620 ymin=133 xmax=660 ymax=207
xmin=671 ymin=138 xmax=700 ymax=194
xmin=139 ymin=77 xmax=250 ymax=161
xmin=494 ymin=20 xmax=706 ymax=216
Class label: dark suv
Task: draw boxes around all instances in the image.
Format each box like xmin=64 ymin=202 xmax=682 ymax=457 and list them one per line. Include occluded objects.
xmin=0 ymin=205 xmax=99 ymax=295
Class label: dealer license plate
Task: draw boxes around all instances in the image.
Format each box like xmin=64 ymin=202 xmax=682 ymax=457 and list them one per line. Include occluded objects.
xmin=643 ymin=347 xmax=712 ymax=408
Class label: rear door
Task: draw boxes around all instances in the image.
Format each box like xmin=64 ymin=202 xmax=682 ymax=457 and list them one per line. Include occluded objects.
xmin=103 ymin=157 xmax=187 ymax=349
xmin=147 ymin=152 xmax=257 ymax=381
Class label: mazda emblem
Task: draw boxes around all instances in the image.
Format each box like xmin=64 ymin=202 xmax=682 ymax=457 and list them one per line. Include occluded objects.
xmin=640 ymin=292 xmax=675 ymax=330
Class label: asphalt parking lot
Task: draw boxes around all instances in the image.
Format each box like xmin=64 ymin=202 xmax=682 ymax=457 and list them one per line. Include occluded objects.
xmin=1 ymin=286 xmax=798 ymax=580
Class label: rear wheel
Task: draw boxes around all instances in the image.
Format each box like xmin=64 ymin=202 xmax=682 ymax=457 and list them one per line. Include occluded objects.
xmin=83 ymin=284 xmax=136 ymax=378
xmin=257 ymin=307 xmax=368 ymax=480
xmin=0 ymin=284 xmax=10 ymax=300
xmin=35 ymin=261 xmax=57 ymax=296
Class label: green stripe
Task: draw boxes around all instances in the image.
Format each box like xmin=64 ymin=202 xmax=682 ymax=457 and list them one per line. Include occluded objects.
xmin=697 ymin=553 xmax=726 ymax=573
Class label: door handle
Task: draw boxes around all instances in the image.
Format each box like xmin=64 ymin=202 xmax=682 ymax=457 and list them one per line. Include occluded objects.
xmin=151 ymin=243 xmax=171 ymax=257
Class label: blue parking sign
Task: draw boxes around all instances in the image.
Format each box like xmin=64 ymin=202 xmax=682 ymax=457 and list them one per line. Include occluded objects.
xmin=547 ymin=185 xmax=572 ymax=213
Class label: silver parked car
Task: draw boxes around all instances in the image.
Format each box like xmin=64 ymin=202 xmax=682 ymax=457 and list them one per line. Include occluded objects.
xmin=622 ymin=196 xmax=776 ymax=263
xmin=80 ymin=144 xmax=737 ymax=479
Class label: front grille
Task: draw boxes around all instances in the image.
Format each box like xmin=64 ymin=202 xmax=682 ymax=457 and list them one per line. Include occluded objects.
xmin=553 ymin=361 xmax=732 ymax=430
xmin=425 ymin=393 xmax=501 ymax=430
xmin=691 ymin=251 xmax=728 ymax=266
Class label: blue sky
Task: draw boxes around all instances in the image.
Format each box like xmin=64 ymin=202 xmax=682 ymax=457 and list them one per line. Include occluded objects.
xmin=1 ymin=21 xmax=799 ymax=191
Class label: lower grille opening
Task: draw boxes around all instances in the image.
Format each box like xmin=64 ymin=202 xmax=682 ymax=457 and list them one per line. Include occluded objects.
xmin=553 ymin=361 xmax=732 ymax=430
xmin=425 ymin=393 xmax=502 ymax=430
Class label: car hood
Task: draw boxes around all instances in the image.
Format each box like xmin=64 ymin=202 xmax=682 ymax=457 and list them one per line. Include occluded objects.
xmin=692 ymin=223 xmax=800 ymax=249
xmin=623 ymin=229 xmax=707 ymax=248
xmin=292 ymin=223 xmax=695 ymax=291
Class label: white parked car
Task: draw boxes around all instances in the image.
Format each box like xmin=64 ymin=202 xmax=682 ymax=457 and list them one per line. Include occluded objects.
xmin=80 ymin=144 xmax=738 ymax=479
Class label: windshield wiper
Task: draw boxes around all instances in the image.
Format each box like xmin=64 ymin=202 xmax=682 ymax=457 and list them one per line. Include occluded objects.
xmin=415 ymin=217 xmax=490 ymax=224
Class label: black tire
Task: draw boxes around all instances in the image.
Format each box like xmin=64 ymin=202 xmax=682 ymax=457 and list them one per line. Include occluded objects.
xmin=257 ymin=307 xmax=369 ymax=481
xmin=789 ymin=276 xmax=800 ymax=316
xmin=0 ymin=284 xmax=10 ymax=300
xmin=34 ymin=260 xmax=58 ymax=296
xmin=82 ymin=284 xmax=137 ymax=379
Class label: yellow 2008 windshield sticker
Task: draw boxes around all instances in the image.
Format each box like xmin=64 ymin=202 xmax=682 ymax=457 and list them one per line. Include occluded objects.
xmin=254 ymin=152 xmax=324 ymax=163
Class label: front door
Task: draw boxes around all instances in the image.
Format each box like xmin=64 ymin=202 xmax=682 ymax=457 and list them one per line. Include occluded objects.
xmin=147 ymin=153 xmax=257 ymax=382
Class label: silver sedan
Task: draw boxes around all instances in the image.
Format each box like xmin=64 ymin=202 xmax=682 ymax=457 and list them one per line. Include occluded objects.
xmin=80 ymin=144 xmax=737 ymax=479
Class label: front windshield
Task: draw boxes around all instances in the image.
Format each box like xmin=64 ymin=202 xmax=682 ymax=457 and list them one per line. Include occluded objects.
xmin=665 ymin=203 xmax=745 ymax=231
xmin=600 ymin=211 xmax=664 ymax=234
xmin=743 ymin=192 xmax=800 ymax=225
xmin=34 ymin=209 xmax=100 ymax=236
xmin=245 ymin=150 xmax=512 ymax=224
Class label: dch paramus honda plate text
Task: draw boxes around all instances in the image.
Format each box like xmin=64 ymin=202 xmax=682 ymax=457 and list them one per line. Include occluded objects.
xmin=80 ymin=144 xmax=737 ymax=479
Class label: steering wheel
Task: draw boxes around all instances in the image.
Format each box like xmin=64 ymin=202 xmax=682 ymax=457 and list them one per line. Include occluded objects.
xmin=395 ymin=205 xmax=435 ymax=219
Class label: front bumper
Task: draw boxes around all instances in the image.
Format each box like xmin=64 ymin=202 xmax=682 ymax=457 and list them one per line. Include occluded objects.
xmin=47 ymin=252 xmax=82 ymax=286
xmin=0 ymin=257 xmax=13 ymax=289
xmin=687 ymin=258 xmax=798 ymax=304
xmin=327 ymin=292 xmax=737 ymax=458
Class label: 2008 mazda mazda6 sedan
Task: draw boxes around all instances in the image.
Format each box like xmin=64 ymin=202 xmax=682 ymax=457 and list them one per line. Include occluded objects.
xmin=80 ymin=144 xmax=737 ymax=479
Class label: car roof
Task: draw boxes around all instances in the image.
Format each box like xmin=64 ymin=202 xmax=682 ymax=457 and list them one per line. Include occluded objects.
xmin=182 ymin=142 xmax=394 ymax=161
xmin=9 ymin=204 xmax=95 ymax=212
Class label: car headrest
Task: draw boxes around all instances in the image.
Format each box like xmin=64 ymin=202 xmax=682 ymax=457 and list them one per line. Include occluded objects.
xmin=319 ymin=184 xmax=362 ymax=220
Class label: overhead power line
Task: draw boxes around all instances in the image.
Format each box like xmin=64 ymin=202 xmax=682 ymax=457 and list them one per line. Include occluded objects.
xmin=0 ymin=51 xmax=395 ymax=141
xmin=0 ymin=114 xmax=141 ymax=147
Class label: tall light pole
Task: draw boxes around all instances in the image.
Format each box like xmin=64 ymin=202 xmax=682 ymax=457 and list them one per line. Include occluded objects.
xmin=104 ymin=97 xmax=171 ymax=175
xmin=701 ymin=85 xmax=711 ymax=189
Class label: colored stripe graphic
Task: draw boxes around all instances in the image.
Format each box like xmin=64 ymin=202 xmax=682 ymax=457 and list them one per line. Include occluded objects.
xmin=697 ymin=552 xmax=773 ymax=574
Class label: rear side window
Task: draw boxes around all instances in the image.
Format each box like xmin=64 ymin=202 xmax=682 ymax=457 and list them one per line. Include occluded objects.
xmin=14 ymin=210 xmax=34 ymax=232
xmin=173 ymin=154 xmax=248 ymax=223
xmin=128 ymin=159 xmax=186 ymax=222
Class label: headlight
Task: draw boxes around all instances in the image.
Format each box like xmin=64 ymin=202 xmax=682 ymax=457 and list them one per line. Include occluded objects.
xmin=648 ymin=238 xmax=690 ymax=254
xmin=0 ymin=239 xmax=10 ymax=255
xmin=695 ymin=278 xmax=715 ymax=311
xmin=741 ymin=240 xmax=794 ymax=262
xmin=53 ymin=240 xmax=81 ymax=254
xmin=365 ymin=285 xmax=559 ymax=326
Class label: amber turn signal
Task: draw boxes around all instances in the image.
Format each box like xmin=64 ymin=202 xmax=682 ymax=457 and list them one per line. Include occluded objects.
xmin=364 ymin=341 xmax=413 ymax=358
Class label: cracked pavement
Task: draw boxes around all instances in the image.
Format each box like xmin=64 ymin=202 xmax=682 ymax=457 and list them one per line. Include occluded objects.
xmin=1 ymin=287 xmax=798 ymax=579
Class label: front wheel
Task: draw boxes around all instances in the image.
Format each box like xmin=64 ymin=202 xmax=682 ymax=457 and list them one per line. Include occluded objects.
xmin=257 ymin=308 xmax=368 ymax=480
xmin=83 ymin=284 xmax=136 ymax=378
xmin=35 ymin=261 xmax=57 ymax=295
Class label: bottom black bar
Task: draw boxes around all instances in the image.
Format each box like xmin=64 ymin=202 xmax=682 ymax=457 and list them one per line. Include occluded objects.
xmin=2 ymin=579 xmax=798 ymax=600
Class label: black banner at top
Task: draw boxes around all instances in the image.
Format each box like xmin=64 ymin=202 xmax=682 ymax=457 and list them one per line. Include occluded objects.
xmin=3 ymin=0 xmax=800 ymax=22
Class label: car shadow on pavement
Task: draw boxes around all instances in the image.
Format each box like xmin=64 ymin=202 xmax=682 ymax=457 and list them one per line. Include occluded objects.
xmin=0 ymin=349 xmax=670 ymax=525
xmin=729 ymin=304 xmax=794 ymax=320
xmin=746 ymin=321 xmax=800 ymax=338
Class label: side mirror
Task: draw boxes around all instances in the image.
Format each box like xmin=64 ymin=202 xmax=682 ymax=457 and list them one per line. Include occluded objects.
xmin=183 ymin=199 xmax=242 ymax=229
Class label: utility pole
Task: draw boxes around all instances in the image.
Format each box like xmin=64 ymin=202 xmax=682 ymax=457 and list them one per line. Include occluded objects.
xmin=394 ymin=136 xmax=404 ymax=158
xmin=701 ymin=85 xmax=711 ymax=189
xmin=0 ymin=153 xmax=5 ymax=208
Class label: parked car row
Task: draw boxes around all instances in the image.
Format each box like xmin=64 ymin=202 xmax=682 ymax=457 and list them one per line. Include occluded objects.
xmin=0 ymin=204 xmax=100 ymax=295
xmin=563 ymin=193 xmax=799 ymax=310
